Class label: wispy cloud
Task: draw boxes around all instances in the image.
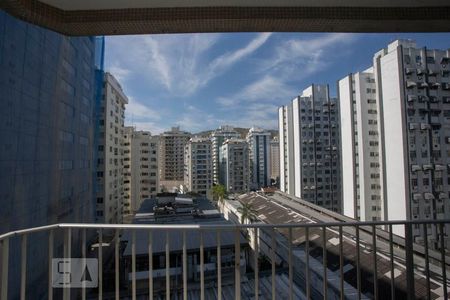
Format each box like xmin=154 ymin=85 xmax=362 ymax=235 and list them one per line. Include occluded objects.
xmin=176 ymin=105 xmax=223 ymax=133
xmin=106 ymin=33 xmax=271 ymax=97
xmin=216 ymin=75 xmax=296 ymax=108
xmin=214 ymin=33 xmax=358 ymax=131
xmin=106 ymin=33 xmax=358 ymax=133
xmin=125 ymin=96 xmax=161 ymax=121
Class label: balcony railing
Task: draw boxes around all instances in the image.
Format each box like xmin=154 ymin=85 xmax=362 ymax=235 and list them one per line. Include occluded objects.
xmin=0 ymin=220 xmax=450 ymax=300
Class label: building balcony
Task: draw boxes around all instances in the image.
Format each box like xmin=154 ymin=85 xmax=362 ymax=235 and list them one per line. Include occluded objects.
xmin=0 ymin=220 xmax=449 ymax=300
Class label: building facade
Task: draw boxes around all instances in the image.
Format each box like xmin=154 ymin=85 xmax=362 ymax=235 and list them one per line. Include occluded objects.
xmin=96 ymin=72 xmax=128 ymax=223
xmin=279 ymin=105 xmax=295 ymax=195
xmin=159 ymin=126 xmax=191 ymax=182
xmin=374 ymin=40 xmax=450 ymax=245
xmin=123 ymin=126 xmax=133 ymax=215
xmin=219 ymin=139 xmax=250 ymax=193
xmin=184 ymin=137 xmax=213 ymax=195
xmin=211 ymin=125 xmax=241 ymax=184
xmin=269 ymin=137 xmax=280 ymax=182
xmin=279 ymin=85 xmax=342 ymax=212
xmin=0 ymin=11 xmax=97 ymax=298
xmin=246 ymin=127 xmax=271 ymax=190
xmin=338 ymin=68 xmax=384 ymax=221
xmin=128 ymin=129 xmax=160 ymax=214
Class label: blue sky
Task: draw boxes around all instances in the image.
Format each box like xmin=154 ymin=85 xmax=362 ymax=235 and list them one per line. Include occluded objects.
xmin=105 ymin=33 xmax=450 ymax=134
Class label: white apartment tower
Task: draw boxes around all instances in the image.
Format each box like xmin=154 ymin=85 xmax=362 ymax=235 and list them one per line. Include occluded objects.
xmin=247 ymin=127 xmax=271 ymax=189
xmin=219 ymin=139 xmax=250 ymax=193
xmin=123 ymin=126 xmax=133 ymax=215
xmin=211 ymin=126 xmax=241 ymax=184
xmin=96 ymin=72 xmax=128 ymax=223
xmin=373 ymin=40 xmax=450 ymax=245
xmin=130 ymin=130 xmax=160 ymax=213
xmin=159 ymin=127 xmax=191 ymax=182
xmin=270 ymin=137 xmax=280 ymax=181
xmin=279 ymin=105 xmax=295 ymax=195
xmin=279 ymin=84 xmax=342 ymax=212
xmin=184 ymin=137 xmax=213 ymax=195
xmin=339 ymin=68 xmax=384 ymax=221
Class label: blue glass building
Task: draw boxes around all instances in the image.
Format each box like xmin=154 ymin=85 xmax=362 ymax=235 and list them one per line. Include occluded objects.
xmin=0 ymin=10 xmax=98 ymax=297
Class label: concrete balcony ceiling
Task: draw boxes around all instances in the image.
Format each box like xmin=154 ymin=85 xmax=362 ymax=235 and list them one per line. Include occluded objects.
xmin=1 ymin=0 xmax=450 ymax=35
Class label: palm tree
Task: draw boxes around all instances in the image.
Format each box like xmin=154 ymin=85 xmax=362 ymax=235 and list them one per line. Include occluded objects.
xmin=212 ymin=184 xmax=227 ymax=207
xmin=237 ymin=202 xmax=257 ymax=224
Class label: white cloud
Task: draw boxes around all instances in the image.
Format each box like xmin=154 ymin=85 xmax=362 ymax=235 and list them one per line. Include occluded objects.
xmin=107 ymin=65 xmax=131 ymax=83
xmin=216 ymin=75 xmax=297 ymax=108
xmin=106 ymin=33 xmax=271 ymax=97
xmin=260 ymin=33 xmax=356 ymax=79
xmin=203 ymin=33 xmax=272 ymax=85
xmin=125 ymin=96 xmax=161 ymax=120
xmin=176 ymin=105 xmax=221 ymax=133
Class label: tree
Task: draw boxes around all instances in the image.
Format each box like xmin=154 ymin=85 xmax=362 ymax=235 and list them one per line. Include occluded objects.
xmin=212 ymin=184 xmax=227 ymax=206
xmin=237 ymin=202 xmax=257 ymax=224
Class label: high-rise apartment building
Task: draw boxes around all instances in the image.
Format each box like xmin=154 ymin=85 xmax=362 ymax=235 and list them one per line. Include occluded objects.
xmin=129 ymin=129 xmax=160 ymax=214
xmin=339 ymin=68 xmax=384 ymax=221
xmin=373 ymin=40 xmax=450 ymax=245
xmin=247 ymin=127 xmax=271 ymax=189
xmin=184 ymin=137 xmax=213 ymax=195
xmin=211 ymin=125 xmax=241 ymax=184
xmin=270 ymin=137 xmax=280 ymax=182
xmin=159 ymin=127 xmax=191 ymax=182
xmin=0 ymin=11 xmax=97 ymax=298
xmin=123 ymin=126 xmax=133 ymax=215
xmin=279 ymin=105 xmax=295 ymax=195
xmin=279 ymin=85 xmax=342 ymax=212
xmin=219 ymin=139 xmax=250 ymax=193
xmin=96 ymin=72 xmax=128 ymax=224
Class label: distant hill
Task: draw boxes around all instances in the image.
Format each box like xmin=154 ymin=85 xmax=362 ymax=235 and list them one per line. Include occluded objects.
xmin=193 ymin=127 xmax=278 ymax=139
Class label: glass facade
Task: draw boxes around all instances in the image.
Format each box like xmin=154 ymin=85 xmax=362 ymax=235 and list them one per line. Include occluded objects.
xmin=0 ymin=10 xmax=97 ymax=297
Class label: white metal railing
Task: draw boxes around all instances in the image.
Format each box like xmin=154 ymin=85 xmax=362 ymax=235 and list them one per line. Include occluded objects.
xmin=0 ymin=220 xmax=450 ymax=300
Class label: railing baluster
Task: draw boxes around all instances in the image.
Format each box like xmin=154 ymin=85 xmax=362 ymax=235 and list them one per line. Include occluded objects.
xmin=339 ymin=225 xmax=343 ymax=300
xmin=440 ymin=223 xmax=448 ymax=300
xmin=389 ymin=224 xmax=395 ymax=300
xmin=20 ymin=234 xmax=27 ymax=300
xmin=217 ymin=230 xmax=222 ymax=300
xmin=288 ymin=227 xmax=293 ymax=300
xmin=166 ymin=230 xmax=170 ymax=300
xmin=82 ymin=228 xmax=86 ymax=300
xmin=235 ymin=228 xmax=241 ymax=300
xmin=1 ymin=237 xmax=9 ymax=300
xmin=183 ymin=230 xmax=187 ymax=300
xmin=148 ymin=230 xmax=153 ymax=300
xmin=115 ymin=229 xmax=119 ymax=300
xmin=305 ymin=227 xmax=310 ymax=300
xmin=63 ymin=228 xmax=71 ymax=300
xmin=405 ymin=223 xmax=415 ymax=300
xmin=48 ymin=230 xmax=53 ymax=300
xmin=200 ymin=230 xmax=205 ymax=300
xmin=98 ymin=229 xmax=103 ymax=300
xmin=356 ymin=224 xmax=361 ymax=300
xmin=423 ymin=224 xmax=431 ymax=300
xmin=322 ymin=226 xmax=327 ymax=300
xmin=254 ymin=228 xmax=259 ymax=300
xmin=372 ymin=225 xmax=378 ymax=300
xmin=131 ymin=230 xmax=136 ymax=300
xmin=271 ymin=227 xmax=276 ymax=300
